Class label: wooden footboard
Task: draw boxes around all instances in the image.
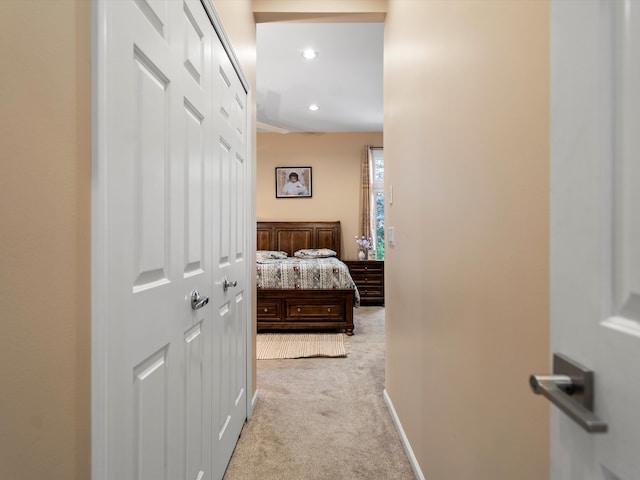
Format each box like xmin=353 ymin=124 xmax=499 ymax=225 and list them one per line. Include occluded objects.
xmin=257 ymin=289 xmax=355 ymax=336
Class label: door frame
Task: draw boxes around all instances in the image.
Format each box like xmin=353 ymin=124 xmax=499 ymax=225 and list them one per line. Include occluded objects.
xmin=90 ymin=1 xmax=254 ymax=478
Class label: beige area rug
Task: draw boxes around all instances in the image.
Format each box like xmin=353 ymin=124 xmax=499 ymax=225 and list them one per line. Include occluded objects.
xmin=256 ymin=333 xmax=348 ymax=360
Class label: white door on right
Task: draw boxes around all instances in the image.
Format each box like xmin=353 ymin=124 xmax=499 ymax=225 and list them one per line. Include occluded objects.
xmin=551 ymin=1 xmax=640 ymax=479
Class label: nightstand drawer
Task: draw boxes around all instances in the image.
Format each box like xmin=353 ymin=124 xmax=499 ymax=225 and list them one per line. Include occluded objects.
xmin=347 ymin=263 xmax=384 ymax=275
xmin=350 ymin=273 xmax=383 ymax=286
xmin=357 ymin=286 xmax=384 ymax=298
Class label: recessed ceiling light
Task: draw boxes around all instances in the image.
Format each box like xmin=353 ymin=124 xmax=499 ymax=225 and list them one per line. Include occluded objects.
xmin=308 ymin=104 xmax=319 ymax=111
xmin=302 ymin=48 xmax=318 ymax=60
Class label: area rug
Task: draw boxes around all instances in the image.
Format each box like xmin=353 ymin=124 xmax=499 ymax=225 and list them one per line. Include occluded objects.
xmin=256 ymin=333 xmax=348 ymax=360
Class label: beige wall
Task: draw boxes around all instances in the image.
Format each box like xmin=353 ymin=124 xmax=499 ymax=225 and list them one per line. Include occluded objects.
xmin=0 ymin=1 xmax=91 ymax=479
xmin=0 ymin=1 xmax=256 ymax=478
xmin=384 ymin=1 xmax=550 ymax=479
xmin=257 ymin=132 xmax=383 ymax=260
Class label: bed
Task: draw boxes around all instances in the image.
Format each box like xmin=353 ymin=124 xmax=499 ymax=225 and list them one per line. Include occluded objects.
xmin=256 ymin=221 xmax=358 ymax=335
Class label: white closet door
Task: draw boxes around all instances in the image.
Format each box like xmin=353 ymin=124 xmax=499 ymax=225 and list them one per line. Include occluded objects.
xmin=94 ymin=0 xmax=249 ymax=478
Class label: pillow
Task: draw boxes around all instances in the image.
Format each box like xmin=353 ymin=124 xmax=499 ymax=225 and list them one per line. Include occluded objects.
xmin=294 ymin=248 xmax=337 ymax=259
xmin=256 ymin=250 xmax=288 ymax=261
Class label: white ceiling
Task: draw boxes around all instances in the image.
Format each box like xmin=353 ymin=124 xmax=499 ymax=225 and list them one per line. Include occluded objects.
xmin=256 ymin=22 xmax=384 ymax=133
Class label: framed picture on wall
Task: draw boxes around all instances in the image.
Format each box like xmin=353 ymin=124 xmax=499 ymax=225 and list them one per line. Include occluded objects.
xmin=275 ymin=167 xmax=312 ymax=198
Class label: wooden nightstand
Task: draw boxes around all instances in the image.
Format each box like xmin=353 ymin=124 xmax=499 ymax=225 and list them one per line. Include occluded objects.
xmin=344 ymin=260 xmax=385 ymax=306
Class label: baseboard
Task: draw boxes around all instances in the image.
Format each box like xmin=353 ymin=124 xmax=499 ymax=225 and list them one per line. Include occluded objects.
xmin=383 ymin=389 xmax=425 ymax=480
xmin=248 ymin=390 xmax=259 ymax=420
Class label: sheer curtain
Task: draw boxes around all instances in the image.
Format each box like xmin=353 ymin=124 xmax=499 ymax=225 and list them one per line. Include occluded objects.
xmin=359 ymin=146 xmax=375 ymax=251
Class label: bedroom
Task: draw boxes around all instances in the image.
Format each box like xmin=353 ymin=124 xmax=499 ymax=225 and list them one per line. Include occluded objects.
xmin=255 ymin=19 xmax=384 ymax=263
xmin=254 ymin=22 xmax=384 ymax=337
xmin=255 ymin=135 xmax=382 ymax=334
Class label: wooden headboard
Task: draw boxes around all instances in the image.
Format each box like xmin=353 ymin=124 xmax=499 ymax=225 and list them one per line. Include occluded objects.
xmin=257 ymin=221 xmax=342 ymax=259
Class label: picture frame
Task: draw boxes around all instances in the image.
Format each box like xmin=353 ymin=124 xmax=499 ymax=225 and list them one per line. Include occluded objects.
xmin=275 ymin=167 xmax=312 ymax=198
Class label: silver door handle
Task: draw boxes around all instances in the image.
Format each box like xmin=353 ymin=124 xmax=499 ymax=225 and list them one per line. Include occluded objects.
xmin=190 ymin=290 xmax=209 ymax=310
xmin=529 ymin=353 xmax=607 ymax=433
xmin=222 ymin=277 xmax=237 ymax=292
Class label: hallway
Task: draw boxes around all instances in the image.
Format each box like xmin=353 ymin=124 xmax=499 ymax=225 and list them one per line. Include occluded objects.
xmin=223 ymin=307 xmax=415 ymax=479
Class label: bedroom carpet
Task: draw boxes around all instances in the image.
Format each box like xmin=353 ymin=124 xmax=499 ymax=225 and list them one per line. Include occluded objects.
xmin=223 ymin=306 xmax=416 ymax=480
xmin=256 ymin=333 xmax=348 ymax=360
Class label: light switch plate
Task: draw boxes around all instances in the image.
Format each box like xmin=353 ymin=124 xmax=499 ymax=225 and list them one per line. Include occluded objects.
xmin=388 ymin=226 xmax=395 ymax=246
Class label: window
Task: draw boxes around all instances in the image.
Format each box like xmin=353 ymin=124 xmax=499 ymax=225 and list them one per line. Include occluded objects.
xmin=370 ymin=147 xmax=384 ymax=259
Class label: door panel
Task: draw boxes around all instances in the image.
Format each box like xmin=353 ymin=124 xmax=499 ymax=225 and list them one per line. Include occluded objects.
xmin=132 ymin=46 xmax=170 ymax=290
xmin=133 ymin=0 xmax=168 ymax=36
xmin=133 ymin=346 xmax=169 ymax=480
xmin=184 ymin=322 xmax=206 ymax=480
xmin=105 ymin=3 xmax=185 ymax=479
xmin=210 ymin=32 xmax=248 ymax=480
xmin=184 ymin=98 xmax=206 ymax=276
xmin=550 ymin=1 xmax=640 ymax=479
xmin=97 ymin=0 xmax=248 ymax=479
xmin=183 ymin=1 xmax=204 ymax=85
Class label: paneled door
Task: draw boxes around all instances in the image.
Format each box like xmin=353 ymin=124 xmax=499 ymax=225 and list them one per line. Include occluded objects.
xmin=549 ymin=1 xmax=640 ymax=479
xmin=208 ymin=10 xmax=249 ymax=480
xmin=93 ymin=0 xmax=249 ymax=479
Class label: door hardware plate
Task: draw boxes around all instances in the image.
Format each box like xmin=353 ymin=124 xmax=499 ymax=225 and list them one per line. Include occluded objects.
xmin=553 ymin=353 xmax=594 ymax=411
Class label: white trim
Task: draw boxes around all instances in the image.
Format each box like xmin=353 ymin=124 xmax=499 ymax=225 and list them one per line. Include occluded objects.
xmin=383 ymin=389 xmax=424 ymax=480
xmin=91 ymin=1 xmax=109 ymax=478
xmin=601 ymin=316 xmax=640 ymax=339
xmin=200 ymin=0 xmax=249 ymax=93
xmin=256 ymin=121 xmax=289 ymax=134
xmin=250 ymin=390 xmax=260 ymax=415
xmin=245 ymin=87 xmax=255 ymax=420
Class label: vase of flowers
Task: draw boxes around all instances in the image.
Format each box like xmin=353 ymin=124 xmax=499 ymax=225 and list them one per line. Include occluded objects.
xmin=355 ymin=235 xmax=372 ymax=260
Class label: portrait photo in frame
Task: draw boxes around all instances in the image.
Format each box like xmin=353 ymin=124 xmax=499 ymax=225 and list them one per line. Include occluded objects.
xmin=275 ymin=167 xmax=312 ymax=198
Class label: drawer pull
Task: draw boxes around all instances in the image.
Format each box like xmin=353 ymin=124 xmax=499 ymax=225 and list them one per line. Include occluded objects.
xmin=297 ymin=306 xmax=301 ymax=312
xmin=327 ymin=307 xmax=331 ymax=313
xmin=263 ymin=307 xmax=268 ymax=313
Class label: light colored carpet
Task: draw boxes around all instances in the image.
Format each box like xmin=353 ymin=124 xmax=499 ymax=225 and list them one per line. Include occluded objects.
xmin=257 ymin=333 xmax=348 ymax=360
xmin=223 ymin=307 xmax=416 ymax=480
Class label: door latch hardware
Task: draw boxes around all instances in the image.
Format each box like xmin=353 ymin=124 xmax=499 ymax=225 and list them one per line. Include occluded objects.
xmin=190 ymin=290 xmax=209 ymax=310
xmin=529 ymin=353 xmax=607 ymax=433
xmin=223 ymin=277 xmax=237 ymax=292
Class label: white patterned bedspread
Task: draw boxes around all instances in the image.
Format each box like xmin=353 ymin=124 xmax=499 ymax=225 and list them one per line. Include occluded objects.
xmin=256 ymin=257 xmax=360 ymax=306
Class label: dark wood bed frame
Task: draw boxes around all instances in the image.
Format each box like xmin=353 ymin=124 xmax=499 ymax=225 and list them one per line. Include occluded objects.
xmin=256 ymin=221 xmax=355 ymax=335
